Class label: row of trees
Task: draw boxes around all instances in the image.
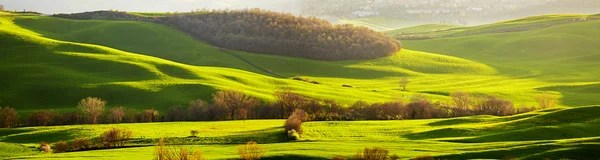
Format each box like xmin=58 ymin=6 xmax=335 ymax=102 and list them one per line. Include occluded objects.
xmin=53 ymin=9 xmax=402 ymax=60
xmin=0 ymin=90 xmax=554 ymax=128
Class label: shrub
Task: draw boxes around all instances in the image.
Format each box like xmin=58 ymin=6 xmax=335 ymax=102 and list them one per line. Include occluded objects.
xmin=237 ymin=141 xmax=266 ymax=160
xmin=474 ymin=97 xmax=515 ymax=116
xmin=39 ymin=142 xmax=51 ymax=153
xmin=26 ymin=110 xmax=56 ymax=126
xmin=413 ymin=155 xmax=434 ymax=160
xmin=53 ymin=141 xmax=69 ymax=153
xmin=0 ymin=106 xmax=18 ymax=128
xmin=154 ymin=137 xmax=206 ymax=160
xmin=310 ymin=81 xmax=321 ymax=84
xmin=107 ymin=107 xmax=126 ymax=123
xmin=332 ymin=156 xmax=347 ymax=160
xmin=285 ymin=109 xmax=306 ymax=136
xmin=287 ymin=129 xmax=300 ymax=140
xmin=342 ymin=84 xmax=353 ymax=88
xmin=390 ymin=154 xmax=400 ymax=160
xmin=99 ymin=128 xmax=133 ymax=148
xmin=71 ymin=138 xmax=91 ymax=151
xmin=190 ymin=130 xmax=199 ymax=137
xmin=139 ymin=109 xmax=160 ymax=122
xmin=352 ymin=147 xmax=389 ymax=160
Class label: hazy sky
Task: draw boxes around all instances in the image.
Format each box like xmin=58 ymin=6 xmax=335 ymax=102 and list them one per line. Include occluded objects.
xmin=0 ymin=0 xmax=301 ymax=14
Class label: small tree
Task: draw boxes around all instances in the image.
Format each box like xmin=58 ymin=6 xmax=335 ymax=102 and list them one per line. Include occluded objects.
xmin=451 ymin=92 xmax=470 ymax=110
xmin=238 ymin=141 xmax=266 ymax=160
xmin=536 ymin=93 xmax=557 ymax=109
xmin=213 ymin=90 xmax=259 ymax=120
xmin=107 ymin=107 xmax=126 ymax=123
xmin=77 ymin=97 xmax=106 ymax=124
xmin=352 ymin=147 xmax=389 ymax=160
xmin=399 ymin=78 xmax=409 ymax=91
xmin=0 ymin=106 xmax=18 ymax=128
xmin=26 ymin=110 xmax=56 ymax=126
xmin=285 ymin=109 xmax=307 ymax=135
xmin=274 ymin=89 xmax=306 ymax=118
xmin=71 ymin=138 xmax=91 ymax=151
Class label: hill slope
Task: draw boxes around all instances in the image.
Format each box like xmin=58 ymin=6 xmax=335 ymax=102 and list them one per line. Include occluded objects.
xmin=2 ymin=13 xmax=600 ymax=112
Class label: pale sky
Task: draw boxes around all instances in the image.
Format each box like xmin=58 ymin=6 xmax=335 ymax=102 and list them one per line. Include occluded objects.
xmin=0 ymin=0 xmax=301 ymax=14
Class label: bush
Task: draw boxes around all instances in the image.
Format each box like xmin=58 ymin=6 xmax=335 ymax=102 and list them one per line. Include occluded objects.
xmin=285 ymin=109 xmax=307 ymax=137
xmin=474 ymin=97 xmax=515 ymax=116
xmin=213 ymin=90 xmax=259 ymax=120
xmin=342 ymin=84 xmax=353 ymax=88
xmin=352 ymin=147 xmax=389 ymax=160
xmin=154 ymin=137 xmax=206 ymax=160
xmin=53 ymin=141 xmax=69 ymax=153
xmin=99 ymin=128 xmax=133 ymax=148
xmin=190 ymin=130 xmax=199 ymax=137
xmin=167 ymin=105 xmax=188 ymax=122
xmin=71 ymin=138 xmax=91 ymax=151
xmin=390 ymin=154 xmax=400 ymax=160
xmin=0 ymin=107 xmax=18 ymax=128
xmin=26 ymin=110 xmax=56 ymax=126
xmin=57 ymin=111 xmax=84 ymax=125
xmin=39 ymin=142 xmax=51 ymax=153
xmin=238 ymin=141 xmax=266 ymax=160
xmin=287 ymin=129 xmax=300 ymax=140
xmin=188 ymin=99 xmax=208 ymax=121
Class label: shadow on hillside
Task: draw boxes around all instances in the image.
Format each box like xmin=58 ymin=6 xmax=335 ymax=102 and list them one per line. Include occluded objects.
xmin=133 ymin=126 xmax=287 ymax=145
xmin=436 ymin=141 xmax=600 ymax=160
xmin=1 ymin=128 xmax=83 ymax=143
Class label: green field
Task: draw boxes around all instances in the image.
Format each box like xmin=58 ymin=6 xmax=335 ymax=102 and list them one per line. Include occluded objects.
xmin=2 ymin=10 xmax=600 ymax=159
xmin=2 ymin=106 xmax=599 ymax=159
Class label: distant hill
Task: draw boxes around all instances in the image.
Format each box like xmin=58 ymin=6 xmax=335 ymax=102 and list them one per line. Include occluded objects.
xmin=54 ymin=10 xmax=401 ymax=61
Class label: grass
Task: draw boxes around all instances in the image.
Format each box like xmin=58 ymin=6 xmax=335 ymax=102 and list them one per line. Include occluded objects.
xmin=2 ymin=13 xmax=600 ymax=113
xmin=2 ymin=106 xmax=599 ymax=159
xmin=385 ymin=24 xmax=462 ymax=35
xmin=338 ymin=16 xmax=428 ymax=31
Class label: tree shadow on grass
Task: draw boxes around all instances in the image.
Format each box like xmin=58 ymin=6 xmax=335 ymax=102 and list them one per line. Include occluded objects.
xmin=1 ymin=128 xmax=83 ymax=143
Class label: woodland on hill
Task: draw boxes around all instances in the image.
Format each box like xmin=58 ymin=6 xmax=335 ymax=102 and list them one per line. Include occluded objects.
xmin=54 ymin=9 xmax=402 ymax=60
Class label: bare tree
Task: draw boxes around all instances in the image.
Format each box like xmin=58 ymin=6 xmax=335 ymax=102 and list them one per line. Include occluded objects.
xmin=77 ymin=97 xmax=106 ymax=124
xmin=213 ymin=90 xmax=259 ymax=120
xmin=399 ymin=78 xmax=409 ymax=91
xmin=536 ymin=93 xmax=557 ymax=109
xmin=274 ymin=89 xmax=306 ymax=118
xmin=451 ymin=92 xmax=470 ymax=110
xmin=107 ymin=107 xmax=126 ymax=123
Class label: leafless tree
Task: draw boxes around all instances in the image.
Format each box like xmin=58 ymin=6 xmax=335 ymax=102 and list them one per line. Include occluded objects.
xmin=399 ymin=78 xmax=409 ymax=91
xmin=77 ymin=97 xmax=106 ymax=124
xmin=213 ymin=90 xmax=259 ymax=120
xmin=536 ymin=93 xmax=557 ymax=109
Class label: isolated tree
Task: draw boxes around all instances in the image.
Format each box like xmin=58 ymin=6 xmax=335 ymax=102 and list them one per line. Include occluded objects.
xmin=213 ymin=90 xmax=259 ymax=120
xmin=399 ymin=78 xmax=409 ymax=91
xmin=77 ymin=97 xmax=106 ymax=124
xmin=536 ymin=93 xmax=557 ymax=109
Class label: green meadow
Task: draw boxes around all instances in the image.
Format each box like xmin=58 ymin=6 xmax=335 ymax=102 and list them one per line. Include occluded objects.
xmin=1 ymin=10 xmax=600 ymax=159
xmin=2 ymin=106 xmax=600 ymax=159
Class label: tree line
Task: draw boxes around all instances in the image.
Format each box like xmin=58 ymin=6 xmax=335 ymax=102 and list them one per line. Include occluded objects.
xmin=53 ymin=9 xmax=402 ymax=61
xmin=0 ymin=90 xmax=555 ymax=128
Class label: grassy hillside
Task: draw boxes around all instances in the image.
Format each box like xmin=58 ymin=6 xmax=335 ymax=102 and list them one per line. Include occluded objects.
xmin=402 ymin=18 xmax=600 ymax=106
xmin=2 ymin=13 xmax=600 ymax=113
xmin=338 ymin=16 xmax=429 ymax=31
xmin=385 ymin=24 xmax=461 ymax=35
xmin=3 ymin=106 xmax=599 ymax=159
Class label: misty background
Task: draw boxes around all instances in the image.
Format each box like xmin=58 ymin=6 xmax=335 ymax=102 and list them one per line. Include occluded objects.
xmin=1 ymin=0 xmax=599 ymax=29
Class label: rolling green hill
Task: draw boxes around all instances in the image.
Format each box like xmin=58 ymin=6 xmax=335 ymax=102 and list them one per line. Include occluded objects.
xmin=1 ymin=13 xmax=600 ymax=113
xmin=385 ymin=24 xmax=462 ymax=35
